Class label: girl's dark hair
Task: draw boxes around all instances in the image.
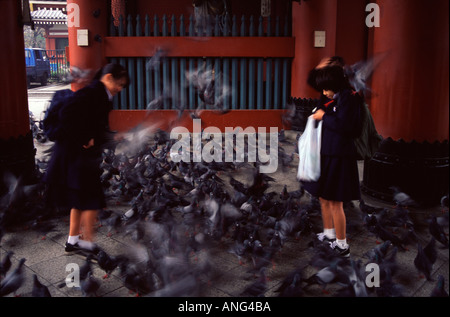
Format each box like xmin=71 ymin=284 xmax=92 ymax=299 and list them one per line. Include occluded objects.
xmin=94 ymin=63 xmax=130 ymax=87
xmin=315 ymin=65 xmax=350 ymax=93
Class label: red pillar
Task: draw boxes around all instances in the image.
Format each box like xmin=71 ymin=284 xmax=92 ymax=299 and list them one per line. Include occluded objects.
xmin=67 ymin=0 xmax=108 ymax=91
xmin=370 ymin=0 xmax=449 ymax=142
xmin=290 ymin=0 xmax=337 ymax=99
xmin=362 ymin=0 xmax=449 ymax=206
xmin=0 ymin=0 xmax=36 ymax=180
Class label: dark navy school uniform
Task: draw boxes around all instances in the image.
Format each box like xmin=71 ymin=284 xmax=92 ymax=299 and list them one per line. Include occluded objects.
xmin=44 ymin=80 xmax=113 ymax=210
xmin=302 ymin=88 xmax=362 ymax=202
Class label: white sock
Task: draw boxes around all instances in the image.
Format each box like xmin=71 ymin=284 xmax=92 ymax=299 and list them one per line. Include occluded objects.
xmin=336 ymin=238 xmax=348 ymax=248
xmin=67 ymin=235 xmax=79 ymax=245
xmin=324 ymin=228 xmax=336 ymax=239
xmin=77 ymin=239 xmax=95 ymax=250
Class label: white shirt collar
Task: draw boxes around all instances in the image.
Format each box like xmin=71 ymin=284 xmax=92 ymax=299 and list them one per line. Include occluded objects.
xmin=105 ymin=86 xmax=113 ymax=101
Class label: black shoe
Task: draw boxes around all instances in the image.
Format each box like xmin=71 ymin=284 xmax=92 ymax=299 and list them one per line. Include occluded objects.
xmin=65 ymin=242 xmax=83 ymax=253
xmin=329 ymin=241 xmax=350 ymax=257
xmin=316 ymin=232 xmax=336 ymax=243
xmin=65 ymin=242 xmax=100 ymax=259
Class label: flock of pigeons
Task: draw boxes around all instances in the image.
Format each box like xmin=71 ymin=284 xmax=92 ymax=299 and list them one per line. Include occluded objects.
xmin=0 ymin=110 xmax=449 ymax=297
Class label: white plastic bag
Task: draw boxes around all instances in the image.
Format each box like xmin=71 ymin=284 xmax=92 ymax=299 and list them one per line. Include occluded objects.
xmin=297 ymin=115 xmax=322 ymax=182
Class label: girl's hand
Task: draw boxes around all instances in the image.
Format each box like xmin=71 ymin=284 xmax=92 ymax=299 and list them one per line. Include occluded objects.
xmin=316 ymin=57 xmax=332 ymax=69
xmin=83 ymin=138 xmax=94 ymax=149
xmin=312 ymin=109 xmax=325 ymax=121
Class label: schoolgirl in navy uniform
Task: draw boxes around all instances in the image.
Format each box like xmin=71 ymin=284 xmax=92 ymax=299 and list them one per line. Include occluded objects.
xmin=44 ymin=63 xmax=129 ymax=254
xmin=303 ymin=65 xmax=363 ymax=257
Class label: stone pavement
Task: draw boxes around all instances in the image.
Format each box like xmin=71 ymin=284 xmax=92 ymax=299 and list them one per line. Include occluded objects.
xmin=0 ymin=130 xmax=448 ymax=299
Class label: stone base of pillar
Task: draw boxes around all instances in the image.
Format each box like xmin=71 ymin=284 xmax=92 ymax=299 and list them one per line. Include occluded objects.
xmin=361 ymin=138 xmax=449 ymax=207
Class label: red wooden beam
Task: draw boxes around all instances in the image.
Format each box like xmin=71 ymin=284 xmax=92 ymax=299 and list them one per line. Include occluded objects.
xmin=104 ymin=36 xmax=295 ymax=58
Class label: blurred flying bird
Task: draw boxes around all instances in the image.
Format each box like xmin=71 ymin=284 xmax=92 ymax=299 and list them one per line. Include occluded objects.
xmin=146 ymin=48 xmax=166 ymax=71
xmin=344 ymin=54 xmax=385 ymax=98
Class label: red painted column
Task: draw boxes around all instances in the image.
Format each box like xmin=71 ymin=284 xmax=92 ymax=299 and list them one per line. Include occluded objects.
xmin=370 ymin=0 xmax=449 ymax=142
xmin=0 ymin=0 xmax=36 ymax=180
xmin=290 ymin=0 xmax=337 ymax=99
xmin=362 ymin=0 xmax=449 ymax=206
xmin=0 ymin=0 xmax=30 ymax=139
xmin=67 ymin=0 xmax=108 ymax=91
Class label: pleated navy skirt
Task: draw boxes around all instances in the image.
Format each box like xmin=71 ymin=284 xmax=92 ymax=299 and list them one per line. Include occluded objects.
xmin=302 ymin=155 xmax=360 ymax=202
xmin=44 ymin=143 xmax=106 ymax=211
xmin=46 ymin=183 xmax=106 ymax=211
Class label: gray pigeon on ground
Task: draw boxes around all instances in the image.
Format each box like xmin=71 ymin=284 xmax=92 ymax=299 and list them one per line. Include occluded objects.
xmin=32 ymin=274 xmax=51 ymax=297
xmin=0 ymin=258 xmax=26 ymax=297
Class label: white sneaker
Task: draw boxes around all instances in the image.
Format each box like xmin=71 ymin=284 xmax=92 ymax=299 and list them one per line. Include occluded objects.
xmin=316 ymin=232 xmax=336 ymax=243
xmin=329 ymin=240 xmax=350 ymax=257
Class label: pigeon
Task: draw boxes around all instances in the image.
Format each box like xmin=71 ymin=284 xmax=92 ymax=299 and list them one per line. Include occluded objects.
xmin=146 ymin=48 xmax=166 ymax=71
xmin=32 ymin=274 xmax=51 ymax=297
xmin=377 ymin=246 xmax=399 ymax=280
xmin=275 ymin=266 xmax=305 ymax=297
xmin=375 ymin=270 xmax=405 ymax=297
xmin=0 ymin=251 xmax=14 ymax=278
xmin=349 ymin=260 xmax=368 ymax=297
xmin=79 ymin=254 xmax=94 ymax=281
xmin=370 ymin=221 xmax=408 ymax=251
xmin=240 ymin=268 xmax=267 ymax=297
xmin=151 ymin=272 xmax=199 ymax=297
xmin=430 ymin=275 xmax=449 ymax=297
xmin=247 ymin=240 xmax=278 ymax=273
xmin=121 ymin=260 xmax=156 ymax=297
xmin=281 ymin=102 xmax=298 ymax=127
xmin=81 ymin=271 xmax=100 ymax=297
xmin=304 ymin=259 xmax=347 ymax=292
xmin=339 ymin=260 xmax=368 ymax=297
xmin=344 ymin=58 xmax=377 ymax=97
xmin=276 ymin=272 xmax=304 ymax=297
xmin=429 ymin=216 xmax=449 ymax=248
xmin=423 ymin=237 xmax=437 ymax=266
xmin=363 ymin=240 xmax=392 ymax=263
xmin=389 ymin=186 xmax=416 ymax=208
xmin=389 ymin=205 xmax=414 ymax=229
xmin=0 ymin=258 xmax=26 ymax=297
xmin=67 ymin=66 xmax=94 ymax=85
xmin=97 ymin=250 xmax=124 ymax=278
xmin=440 ymin=194 xmax=449 ymax=211
xmin=0 ymin=213 xmax=4 ymax=244
xmin=359 ymin=199 xmax=387 ymax=215
xmin=414 ymin=242 xmax=433 ymax=280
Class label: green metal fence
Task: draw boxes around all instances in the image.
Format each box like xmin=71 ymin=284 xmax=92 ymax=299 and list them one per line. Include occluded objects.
xmin=46 ymin=49 xmax=69 ymax=82
xmin=108 ymin=14 xmax=292 ymax=111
